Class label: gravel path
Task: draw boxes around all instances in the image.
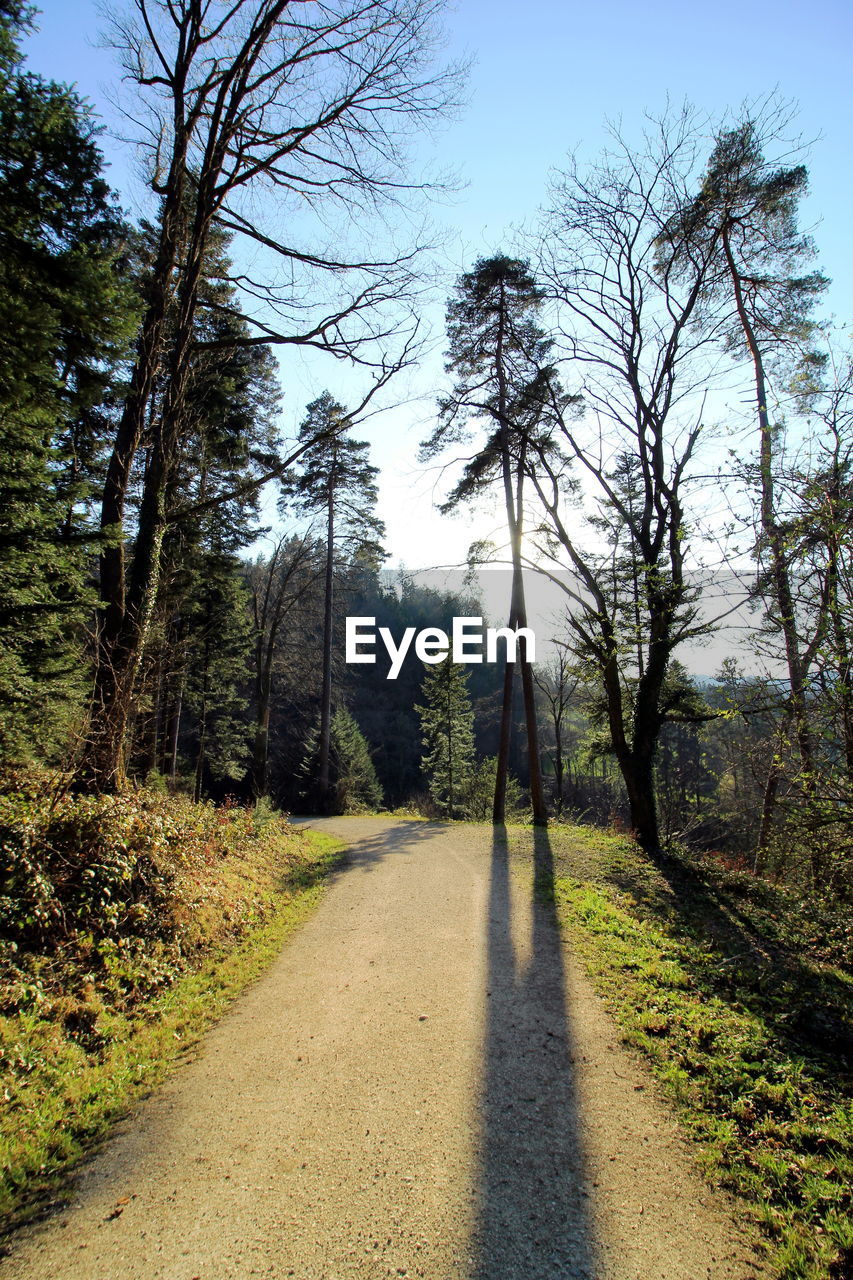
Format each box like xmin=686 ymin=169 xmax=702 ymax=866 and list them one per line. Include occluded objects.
xmin=1 ymin=818 xmax=770 ymax=1279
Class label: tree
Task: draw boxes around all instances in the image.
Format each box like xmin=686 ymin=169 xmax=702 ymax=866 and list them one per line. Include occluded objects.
xmin=300 ymin=706 xmax=383 ymax=813
xmin=281 ymin=392 xmax=384 ymax=811
xmin=124 ymin=225 xmax=285 ymax=789
xmin=748 ymin=340 xmax=853 ymax=885
xmin=183 ymin=543 xmax=254 ymax=801
xmin=85 ymin=0 xmax=461 ymax=790
xmin=530 ymin=111 xmax=726 ymax=853
xmin=660 ymin=105 xmax=828 ymax=860
xmin=533 ymin=646 xmax=580 ymax=818
xmin=790 ymin=344 xmax=853 ymax=790
xmin=417 ymin=655 xmax=476 ymax=818
xmin=421 ymin=256 xmax=562 ymax=824
xmin=0 ymin=0 xmax=135 ymax=760
xmin=248 ymin=533 xmax=323 ymax=799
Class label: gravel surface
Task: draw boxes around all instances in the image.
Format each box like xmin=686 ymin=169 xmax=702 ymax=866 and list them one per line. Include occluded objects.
xmin=1 ymin=817 xmax=770 ymax=1279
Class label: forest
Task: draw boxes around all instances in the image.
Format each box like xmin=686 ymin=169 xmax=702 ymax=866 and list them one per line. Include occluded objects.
xmin=2 ymin=0 xmax=852 ymax=895
xmin=2 ymin=3 xmax=852 ymax=1274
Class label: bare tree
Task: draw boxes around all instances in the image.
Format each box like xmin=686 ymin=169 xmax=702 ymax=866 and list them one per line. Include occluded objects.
xmin=529 ymin=111 xmax=727 ymax=853
xmin=532 ymin=645 xmax=579 ymax=818
xmin=85 ymin=0 xmax=462 ymax=789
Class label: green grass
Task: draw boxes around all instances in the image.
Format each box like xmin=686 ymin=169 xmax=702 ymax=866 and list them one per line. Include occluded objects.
xmin=0 ymin=784 xmax=345 ymax=1236
xmin=505 ymin=823 xmax=853 ymax=1280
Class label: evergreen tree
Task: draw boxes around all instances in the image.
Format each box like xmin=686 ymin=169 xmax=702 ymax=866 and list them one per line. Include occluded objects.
xmin=182 ymin=545 xmax=254 ymax=801
xmin=247 ymin=533 xmax=324 ymax=799
xmin=661 ymin=108 xmax=828 ymax=862
xmin=417 ymin=656 xmax=476 ymax=818
xmin=300 ymin=706 xmax=383 ymax=814
xmin=282 ymin=393 xmax=384 ymax=812
xmin=420 ymin=257 xmax=567 ymax=824
xmin=126 ymin=225 xmax=282 ymax=788
xmin=0 ymin=1 xmax=135 ymax=759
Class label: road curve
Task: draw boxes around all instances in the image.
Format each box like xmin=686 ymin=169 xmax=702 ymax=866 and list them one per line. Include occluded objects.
xmin=1 ymin=817 xmax=768 ymax=1279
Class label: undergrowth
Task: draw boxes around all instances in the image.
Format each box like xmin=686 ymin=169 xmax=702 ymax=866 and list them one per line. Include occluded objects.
xmin=0 ymin=771 xmax=344 ymax=1234
xmin=508 ymin=824 xmax=853 ymax=1280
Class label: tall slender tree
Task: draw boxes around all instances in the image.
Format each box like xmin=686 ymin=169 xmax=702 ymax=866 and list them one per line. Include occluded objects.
xmin=421 ymin=256 xmax=562 ymax=824
xmin=661 ymin=107 xmax=828 ymax=858
xmin=0 ymin=0 xmax=135 ymax=760
xmin=530 ymin=112 xmax=726 ymax=853
xmin=282 ymin=393 xmax=384 ymax=812
xmin=248 ymin=533 xmax=323 ymax=798
xmin=417 ymin=655 xmax=476 ymax=818
xmin=126 ymin=226 xmax=283 ymax=786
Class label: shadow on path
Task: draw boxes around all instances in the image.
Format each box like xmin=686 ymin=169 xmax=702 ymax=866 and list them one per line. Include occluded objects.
xmin=473 ymin=825 xmax=599 ymax=1279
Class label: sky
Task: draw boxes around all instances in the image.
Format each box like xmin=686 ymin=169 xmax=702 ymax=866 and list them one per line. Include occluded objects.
xmin=24 ymin=0 xmax=853 ymax=574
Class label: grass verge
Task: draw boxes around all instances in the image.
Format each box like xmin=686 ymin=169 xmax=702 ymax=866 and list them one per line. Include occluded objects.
xmin=506 ymin=824 xmax=853 ymax=1280
xmin=0 ymin=777 xmax=345 ymax=1236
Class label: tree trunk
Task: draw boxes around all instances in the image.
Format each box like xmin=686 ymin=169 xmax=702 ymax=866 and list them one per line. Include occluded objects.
xmin=251 ymin=670 xmax=272 ymax=800
xmin=553 ymin=719 xmax=565 ymax=818
xmin=317 ymin=483 xmax=335 ymax=813
xmin=85 ymin=143 xmax=191 ymax=792
xmin=723 ymin=226 xmax=814 ymax=847
xmin=621 ymin=750 xmax=659 ymax=853
xmin=517 ymin=587 xmax=547 ymax=825
xmin=491 ymin=276 xmax=547 ymax=825
xmin=826 ymin=530 xmax=853 ymax=783
xmin=756 ymin=753 xmax=781 ymax=873
xmin=165 ymin=678 xmax=183 ymax=786
xmin=85 ymin=180 xmax=210 ymax=792
xmin=493 ymin=636 xmax=515 ymax=824
xmin=194 ymin=703 xmax=207 ymax=804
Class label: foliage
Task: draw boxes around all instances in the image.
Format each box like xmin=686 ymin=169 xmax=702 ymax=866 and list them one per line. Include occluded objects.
xmin=417 ymin=655 xmax=476 ymax=818
xmin=465 ymin=756 xmax=525 ymax=822
xmin=182 ymin=546 xmax=254 ymax=796
xmin=0 ymin=768 xmax=344 ymax=1229
xmin=0 ymin=2 xmax=136 ymax=761
xmin=299 ymin=707 xmax=383 ymax=814
xmin=281 ymin=392 xmax=385 ymax=564
xmin=329 ymin=708 xmax=384 ymax=813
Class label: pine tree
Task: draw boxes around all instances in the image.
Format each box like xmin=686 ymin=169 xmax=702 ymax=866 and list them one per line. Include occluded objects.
xmin=417 ymin=656 xmax=476 ymax=819
xmin=182 ymin=546 xmax=254 ymax=800
xmin=420 ymin=257 xmax=567 ymax=824
xmin=0 ymin=1 xmax=135 ymax=760
xmin=300 ymin=706 xmax=383 ymax=814
xmin=661 ymin=109 xmax=828 ymax=861
xmin=282 ymin=393 xmax=384 ymax=812
xmin=125 ymin=225 xmax=282 ymax=788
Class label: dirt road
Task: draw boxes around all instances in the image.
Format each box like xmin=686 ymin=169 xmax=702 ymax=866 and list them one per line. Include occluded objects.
xmin=1 ymin=818 xmax=769 ymax=1279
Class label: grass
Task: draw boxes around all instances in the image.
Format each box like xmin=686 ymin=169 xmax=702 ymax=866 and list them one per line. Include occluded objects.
xmin=0 ymin=778 xmax=345 ymax=1236
xmin=504 ymin=823 xmax=853 ymax=1280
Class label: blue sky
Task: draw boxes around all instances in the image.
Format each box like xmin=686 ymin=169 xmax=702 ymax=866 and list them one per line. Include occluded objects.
xmin=24 ymin=0 xmax=853 ymax=566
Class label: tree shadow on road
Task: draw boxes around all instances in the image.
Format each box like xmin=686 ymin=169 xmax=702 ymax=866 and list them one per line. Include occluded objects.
xmin=472 ymin=825 xmax=600 ymax=1279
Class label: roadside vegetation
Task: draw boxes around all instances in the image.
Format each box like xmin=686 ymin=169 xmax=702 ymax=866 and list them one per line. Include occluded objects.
xmin=0 ymin=770 xmax=343 ymax=1234
xmin=506 ymin=823 xmax=853 ymax=1280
